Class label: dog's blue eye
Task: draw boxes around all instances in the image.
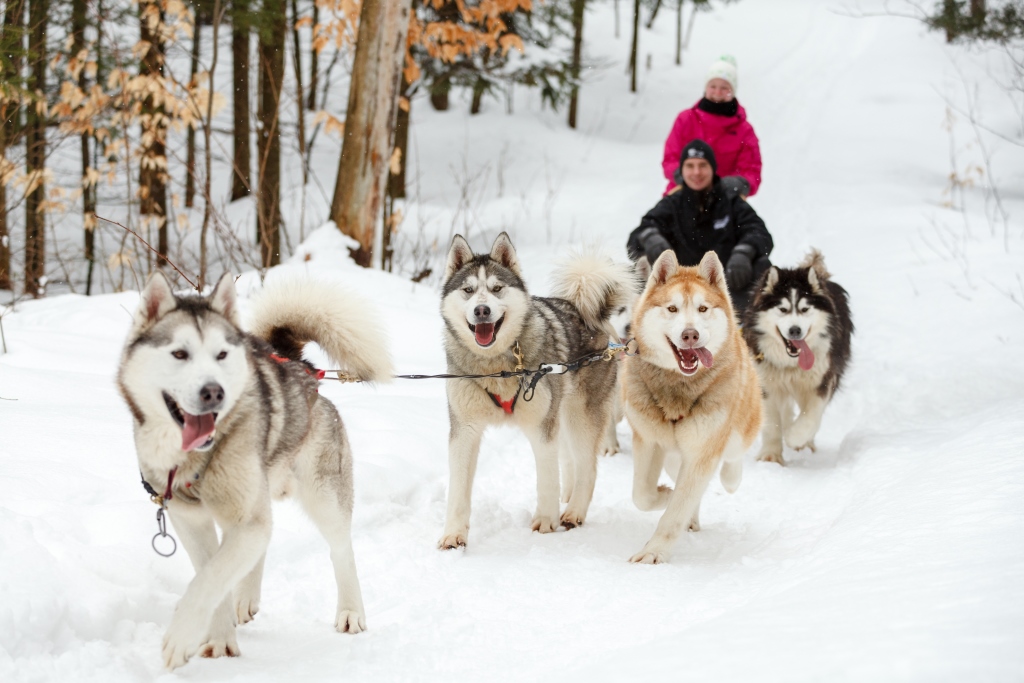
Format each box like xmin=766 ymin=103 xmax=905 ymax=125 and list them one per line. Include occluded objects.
xmin=172 ymin=350 xmax=188 ymax=361
xmin=217 ymin=351 xmax=228 ymax=360
xmin=463 ymin=286 xmax=474 ymax=294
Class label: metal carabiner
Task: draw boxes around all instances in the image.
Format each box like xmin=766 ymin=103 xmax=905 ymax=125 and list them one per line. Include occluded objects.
xmin=151 ymin=506 xmax=177 ymax=557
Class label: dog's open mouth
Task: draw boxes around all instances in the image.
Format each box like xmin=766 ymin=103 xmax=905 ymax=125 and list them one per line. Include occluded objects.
xmin=163 ymin=392 xmax=217 ymax=452
xmin=469 ymin=315 xmax=504 ymax=347
xmin=779 ymin=332 xmax=815 ymax=371
xmin=669 ymin=339 xmax=713 ymax=376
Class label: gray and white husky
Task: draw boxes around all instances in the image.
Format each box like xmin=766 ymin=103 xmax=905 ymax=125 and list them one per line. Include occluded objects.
xmin=117 ymin=271 xmax=392 ymax=669
xmin=439 ymin=233 xmax=634 ymax=548
xmin=742 ymin=250 xmax=853 ymax=464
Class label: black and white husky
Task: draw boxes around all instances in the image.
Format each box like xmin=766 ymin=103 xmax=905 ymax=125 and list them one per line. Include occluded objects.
xmin=117 ymin=272 xmax=392 ymax=669
xmin=742 ymin=250 xmax=853 ymax=465
xmin=439 ymin=233 xmax=634 ymax=548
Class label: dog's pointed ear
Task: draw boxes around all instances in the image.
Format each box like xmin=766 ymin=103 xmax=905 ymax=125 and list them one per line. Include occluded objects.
xmin=445 ymin=234 xmax=474 ymax=280
xmin=807 ymin=266 xmax=823 ymax=294
xmin=135 ymin=271 xmax=176 ymax=329
xmin=489 ymin=232 xmax=521 ymax=276
xmin=763 ymin=266 xmax=780 ymax=294
xmin=698 ymin=250 xmax=728 ymax=293
xmin=209 ymin=273 xmax=241 ymax=326
xmin=635 ymin=255 xmax=652 ymax=284
xmin=649 ymin=250 xmax=678 ymax=286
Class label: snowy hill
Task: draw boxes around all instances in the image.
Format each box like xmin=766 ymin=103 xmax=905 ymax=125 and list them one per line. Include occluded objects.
xmin=2 ymin=0 xmax=1024 ymax=680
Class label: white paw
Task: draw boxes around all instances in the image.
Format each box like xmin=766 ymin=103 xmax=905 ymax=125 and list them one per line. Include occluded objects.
xmin=688 ymin=518 xmax=701 ymax=532
xmin=162 ymin=619 xmax=201 ymax=670
xmin=234 ymin=593 xmax=260 ymax=625
xmin=560 ymin=509 xmax=586 ymax=529
xmin=335 ymin=609 xmax=366 ymax=634
xmin=786 ymin=416 xmax=819 ymax=451
xmin=197 ymin=632 xmax=240 ymax=659
xmin=531 ymin=516 xmax=558 ymax=533
xmin=599 ymin=436 xmax=620 ymax=457
xmin=629 ymin=549 xmax=669 ymax=564
xmin=757 ymin=449 xmax=786 ymax=465
xmin=438 ymin=531 xmax=467 ymax=550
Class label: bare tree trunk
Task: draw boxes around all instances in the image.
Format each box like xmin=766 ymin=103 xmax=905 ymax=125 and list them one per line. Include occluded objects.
xmin=629 ymin=0 xmax=639 ymax=93
xmin=71 ymin=0 xmax=97 ymax=294
xmin=970 ymin=0 xmax=985 ymax=19
xmin=330 ymin=0 xmax=412 ymax=267
xmin=199 ymin=0 xmax=224 ymax=289
xmin=429 ymin=75 xmax=450 ymax=111
xmin=290 ymin=0 xmax=307 ymax=184
xmin=675 ymin=0 xmax=683 ymax=66
xmin=646 ymin=0 xmax=662 ymax=29
xmin=383 ymin=74 xmax=410 ymax=272
xmin=231 ymin=0 xmax=251 ymax=201
xmin=568 ymin=0 xmax=585 ymax=129
xmin=24 ymin=0 xmax=46 ymax=297
xmin=139 ymin=0 xmax=169 ymax=268
xmin=307 ymin=0 xmax=318 ymax=111
xmin=0 ymin=0 xmax=25 ymax=292
xmin=257 ymin=0 xmax=285 ymax=268
xmin=185 ymin=20 xmax=201 ymax=208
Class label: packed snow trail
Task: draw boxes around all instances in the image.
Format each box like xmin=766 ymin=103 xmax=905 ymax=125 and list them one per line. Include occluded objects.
xmin=3 ymin=1 xmax=1024 ymax=681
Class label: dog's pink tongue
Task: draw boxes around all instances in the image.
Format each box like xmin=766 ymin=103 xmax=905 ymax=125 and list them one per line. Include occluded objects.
xmin=793 ymin=339 xmax=815 ymax=370
xmin=181 ymin=412 xmax=215 ymax=451
xmin=474 ymin=323 xmax=495 ymax=346
xmin=693 ymin=347 xmax=713 ymax=369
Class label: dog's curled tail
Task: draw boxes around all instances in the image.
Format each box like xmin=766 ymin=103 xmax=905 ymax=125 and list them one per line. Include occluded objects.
xmin=551 ymin=251 xmax=637 ymax=338
xmin=248 ymin=276 xmax=394 ymax=383
xmin=799 ymin=249 xmax=831 ymax=280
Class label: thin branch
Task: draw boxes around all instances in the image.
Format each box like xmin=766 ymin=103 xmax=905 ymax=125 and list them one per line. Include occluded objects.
xmin=95 ymin=215 xmax=199 ymax=290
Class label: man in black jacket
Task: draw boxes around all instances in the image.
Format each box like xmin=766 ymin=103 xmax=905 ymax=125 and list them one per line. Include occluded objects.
xmin=627 ymin=139 xmax=773 ymax=315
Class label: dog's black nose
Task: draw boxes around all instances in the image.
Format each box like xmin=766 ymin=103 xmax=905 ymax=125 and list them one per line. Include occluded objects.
xmin=788 ymin=325 xmax=802 ymax=339
xmin=680 ymin=328 xmax=699 ymax=346
xmin=199 ymin=383 xmax=224 ymax=410
xmin=474 ymin=305 xmax=491 ymax=319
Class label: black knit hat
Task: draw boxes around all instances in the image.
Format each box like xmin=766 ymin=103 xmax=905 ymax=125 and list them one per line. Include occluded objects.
xmin=679 ymin=139 xmax=717 ymax=174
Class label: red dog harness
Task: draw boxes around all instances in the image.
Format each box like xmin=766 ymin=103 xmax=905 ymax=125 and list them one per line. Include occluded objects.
xmin=487 ymin=390 xmax=519 ymax=415
xmin=270 ymin=353 xmax=326 ymax=383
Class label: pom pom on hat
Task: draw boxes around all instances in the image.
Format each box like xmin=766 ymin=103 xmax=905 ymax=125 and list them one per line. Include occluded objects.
xmin=706 ymin=55 xmax=738 ymax=93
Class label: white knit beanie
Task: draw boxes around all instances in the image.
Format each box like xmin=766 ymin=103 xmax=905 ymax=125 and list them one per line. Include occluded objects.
xmin=706 ymin=55 xmax=738 ymax=93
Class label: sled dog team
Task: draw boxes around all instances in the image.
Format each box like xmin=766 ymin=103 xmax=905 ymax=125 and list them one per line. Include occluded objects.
xmin=118 ymin=233 xmax=852 ymax=669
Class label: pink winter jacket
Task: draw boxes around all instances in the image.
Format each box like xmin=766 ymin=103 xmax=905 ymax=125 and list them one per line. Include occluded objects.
xmin=661 ymin=100 xmax=762 ymax=196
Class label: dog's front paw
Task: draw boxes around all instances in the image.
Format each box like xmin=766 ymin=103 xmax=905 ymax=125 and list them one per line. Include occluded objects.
xmin=599 ymin=435 xmax=620 ymax=457
xmin=559 ymin=509 xmax=586 ymax=529
xmin=438 ymin=531 xmax=468 ymax=550
xmin=629 ymin=549 xmax=669 ymax=564
xmin=335 ymin=609 xmax=366 ymax=634
xmin=757 ymin=449 xmax=786 ymax=466
xmin=786 ymin=416 xmax=819 ymax=451
xmin=531 ymin=516 xmax=558 ymax=533
xmin=162 ymin=620 xmax=201 ymax=670
xmin=198 ymin=633 xmax=240 ymax=659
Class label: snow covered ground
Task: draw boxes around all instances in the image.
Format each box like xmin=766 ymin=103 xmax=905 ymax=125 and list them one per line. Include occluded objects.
xmin=3 ymin=0 xmax=1024 ymax=680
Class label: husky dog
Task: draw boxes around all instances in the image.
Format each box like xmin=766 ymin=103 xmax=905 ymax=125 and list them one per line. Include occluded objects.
xmin=117 ymin=272 xmax=392 ymax=669
xmin=439 ymin=233 xmax=634 ymax=548
xmin=621 ymin=250 xmax=762 ymax=564
xmin=742 ymin=250 xmax=853 ymax=465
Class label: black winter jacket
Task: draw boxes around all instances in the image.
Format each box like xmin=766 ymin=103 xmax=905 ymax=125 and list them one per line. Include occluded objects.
xmin=627 ymin=180 xmax=773 ymax=267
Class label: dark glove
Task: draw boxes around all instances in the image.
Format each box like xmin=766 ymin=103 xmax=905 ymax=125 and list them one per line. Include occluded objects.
xmin=726 ymin=244 xmax=756 ymax=292
xmin=720 ymin=175 xmax=751 ymax=199
xmin=637 ymin=227 xmax=673 ymax=265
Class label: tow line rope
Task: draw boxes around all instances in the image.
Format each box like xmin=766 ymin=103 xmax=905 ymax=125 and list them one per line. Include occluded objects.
xmin=324 ymin=338 xmax=638 ymax=403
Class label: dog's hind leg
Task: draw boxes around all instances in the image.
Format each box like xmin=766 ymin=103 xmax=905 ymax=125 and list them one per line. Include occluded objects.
xmin=631 ymin=434 xmax=670 ymax=511
xmin=560 ymin=409 xmax=603 ymax=529
xmin=233 ymin=553 xmax=265 ymax=625
xmin=525 ymin=428 xmax=561 ymax=534
xmin=440 ymin=423 xmax=484 ymax=548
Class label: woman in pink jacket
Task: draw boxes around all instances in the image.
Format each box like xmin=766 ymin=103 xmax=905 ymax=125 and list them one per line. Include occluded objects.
xmin=662 ymin=55 xmax=762 ymax=198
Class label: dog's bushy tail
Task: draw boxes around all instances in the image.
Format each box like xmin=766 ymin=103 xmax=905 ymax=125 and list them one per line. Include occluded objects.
xmin=551 ymin=251 xmax=637 ymax=339
xmin=248 ymin=276 xmax=394 ymax=383
xmin=799 ymin=249 xmax=831 ymax=280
